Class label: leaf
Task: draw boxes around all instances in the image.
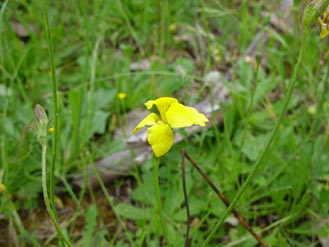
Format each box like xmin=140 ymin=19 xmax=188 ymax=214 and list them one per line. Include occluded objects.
xmin=92 ymin=89 xmax=116 ymax=110
xmin=131 ymin=171 xmax=156 ymax=206
xmin=254 ymin=74 xmax=280 ymax=105
xmin=91 ymin=110 xmax=110 ymax=135
xmin=234 ymin=131 xmax=270 ymax=161
xmin=68 ymin=89 xmax=82 ymax=127
xmin=173 ymin=196 xmax=209 ymax=221
xmin=83 ymin=205 xmax=98 ymax=247
xmin=116 ymin=203 xmax=152 ymax=220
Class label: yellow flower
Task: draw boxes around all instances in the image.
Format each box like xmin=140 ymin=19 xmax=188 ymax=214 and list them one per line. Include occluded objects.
xmin=133 ymin=97 xmax=209 ymax=157
xmin=48 ymin=127 xmax=54 ymax=133
xmin=0 ymin=184 xmax=6 ymax=192
xmin=169 ymin=23 xmax=177 ymax=32
xmin=118 ymin=93 xmax=126 ymax=100
xmin=308 ymin=105 xmax=317 ymax=115
xmin=317 ymin=5 xmax=329 ymax=38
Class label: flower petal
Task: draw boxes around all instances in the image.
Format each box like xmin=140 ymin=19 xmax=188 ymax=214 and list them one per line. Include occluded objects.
xmin=166 ymin=102 xmax=209 ymax=128
xmin=132 ymin=113 xmax=160 ymax=134
xmin=144 ymin=97 xmax=178 ymax=123
xmin=147 ymin=123 xmax=174 ymax=157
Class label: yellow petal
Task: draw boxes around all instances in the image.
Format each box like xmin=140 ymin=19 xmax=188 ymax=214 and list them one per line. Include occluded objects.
xmin=144 ymin=97 xmax=178 ymax=123
xmin=318 ymin=17 xmax=329 ymax=38
xmin=320 ymin=27 xmax=329 ymax=38
xmin=147 ymin=123 xmax=174 ymax=157
xmin=132 ymin=113 xmax=160 ymax=134
xmin=166 ymin=103 xmax=209 ymax=128
xmin=118 ymin=92 xmax=126 ymax=99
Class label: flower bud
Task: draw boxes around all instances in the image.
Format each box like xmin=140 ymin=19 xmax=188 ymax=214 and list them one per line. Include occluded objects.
xmin=256 ymin=53 xmax=262 ymax=65
xmin=0 ymin=184 xmax=6 ymax=192
xmin=302 ymin=0 xmax=329 ymax=35
xmin=34 ymin=104 xmax=48 ymax=145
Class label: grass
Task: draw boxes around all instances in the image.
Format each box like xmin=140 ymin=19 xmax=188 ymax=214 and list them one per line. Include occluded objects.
xmin=1 ymin=0 xmax=329 ymax=246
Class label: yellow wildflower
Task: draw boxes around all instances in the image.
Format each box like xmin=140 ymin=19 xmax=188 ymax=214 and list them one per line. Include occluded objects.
xmin=133 ymin=97 xmax=209 ymax=157
xmin=317 ymin=5 xmax=329 ymax=38
xmin=0 ymin=184 xmax=6 ymax=192
xmin=169 ymin=23 xmax=177 ymax=32
xmin=308 ymin=105 xmax=317 ymax=115
xmin=48 ymin=127 xmax=54 ymax=133
xmin=118 ymin=93 xmax=126 ymax=100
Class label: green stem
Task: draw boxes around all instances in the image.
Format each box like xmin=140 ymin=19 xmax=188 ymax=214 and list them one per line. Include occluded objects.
xmin=41 ymin=144 xmax=73 ymax=247
xmin=202 ymin=35 xmax=308 ymax=247
xmin=42 ymin=0 xmax=58 ymax=218
xmin=153 ymin=157 xmax=169 ymax=245
xmin=236 ymin=61 xmax=260 ymax=161
xmin=90 ymin=159 xmax=135 ymax=245
xmin=200 ymin=0 xmax=212 ymax=74
xmin=41 ymin=1 xmax=73 ymax=245
xmin=0 ymin=0 xmax=9 ymax=188
xmin=234 ymin=61 xmax=261 ymax=187
xmin=116 ymin=0 xmax=144 ymax=55
xmin=69 ymin=0 xmax=90 ymax=163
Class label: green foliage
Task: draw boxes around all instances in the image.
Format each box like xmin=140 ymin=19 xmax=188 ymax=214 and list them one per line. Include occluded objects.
xmin=1 ymin=0 xmax=329 ymax=246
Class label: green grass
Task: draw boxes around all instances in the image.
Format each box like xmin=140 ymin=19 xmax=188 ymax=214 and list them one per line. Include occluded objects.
xmin=1 ymin=0 xmax=329 ymax=246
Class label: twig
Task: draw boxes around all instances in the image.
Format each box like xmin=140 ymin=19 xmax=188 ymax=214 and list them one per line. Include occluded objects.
xmin=184 ymin=152 xmax=267 ymax=247
xmin=181 ymin=149 xmax=191 ymax=247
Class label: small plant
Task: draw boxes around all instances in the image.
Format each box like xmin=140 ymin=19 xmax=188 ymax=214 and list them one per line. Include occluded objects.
xmin=34 ymin=104 xmax=73 ymax=246
xmin=133 ymin=97 xmax=208 ymax=245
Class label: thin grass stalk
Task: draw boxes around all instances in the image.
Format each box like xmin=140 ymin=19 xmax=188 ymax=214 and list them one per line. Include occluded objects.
xmin=41 ymin=0 xmax=59 ymax=217
xmin=41 ymin=144 xmax=73 ymax=246
xmin=251 ymin=65 xmax=329 ymax=197
xmin=307 ymin=64 xmax=329 ymax=239
xmin=202 ymin=34 xmax=308 ymax=246
xmin=200 ymin=0 xmax=212 ymax=74
xmin=181 ymin=149 xmax=191 ymax=247
xmin=67 ymin=0 xmax=91 ymax=162
xmin=234 ymin=60 xmax=261 ymax=187
xmin=116 ymin=0 xmax=144 ymax=55
xmin=222 ymin=214 xmax=297 ymax=247
xmin=42 ymin=1 xmax=74 ymax=246
xmin=236 ymin=59 xmax=261 ymax=162
xmin=0 ymin=0 xmax=9 ymax=190
xmin=184 ymin=152 xmax=267 ymax=246
xmin=2 ymin=187 xmax=40 ymax=246
xmin=153 ymin=157 xmax=170 ymax=246
xmin=90 ymin=159 xmax=135 ymax=245
xmin=0 ymin=0 xmax=9 ymax=68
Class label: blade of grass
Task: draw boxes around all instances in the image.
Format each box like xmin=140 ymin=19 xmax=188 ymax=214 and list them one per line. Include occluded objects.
xmin=184 ymin=152 xmax=267 ymax=246
xmin=181 ymin=149 xmax=191 ymax=247
xmin=89 ymin=154 xmax=135 ymax=245
xmin=42 ymin=1 xmax=73 ymax=246
xmin=202 ymin=33 xmax=308 ymax=246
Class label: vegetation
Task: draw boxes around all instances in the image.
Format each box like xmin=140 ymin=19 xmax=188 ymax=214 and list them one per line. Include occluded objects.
xmin=1 ymin=0 xmax=329 ymax=246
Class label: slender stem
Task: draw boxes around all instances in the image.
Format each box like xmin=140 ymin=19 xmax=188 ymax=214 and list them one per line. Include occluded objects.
xmin=202 ymin=35 xmax=308 ymax=246
xmin=0 ymin=0 xmax=9 ymax=194
xmin=90 ymin=160 xmax=135 ymax=245
xmin=181 ymin=150 xmax=191 ymax=247
xmin=221 ymin=103 xmax=234 ymax=158
xmin=307 ymin=64 xmax=329 ymax=241
xmin=42 ymin=0 xmax=58 ymax=219
xmin=159 ymin=0 xmax=165 ymax=57
xmin=41 ymin=144 xmax=73 ymax=247
xmin=234 ymin=61 xmax=261 ymax=188
xmin=308 ymin=64 xmax=329 ymax=139
xmin=200 ymin=0 xmax=212 ymax=74
xmin=236 ymin=61 xmax=261 ymax=162
xmin=153 ymin=157 xmax=169 ymax=245
xmin=184 ymin=152 xmax=267 ymax=247
xmin=116 ymin=0 xmax=144 ymax=55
